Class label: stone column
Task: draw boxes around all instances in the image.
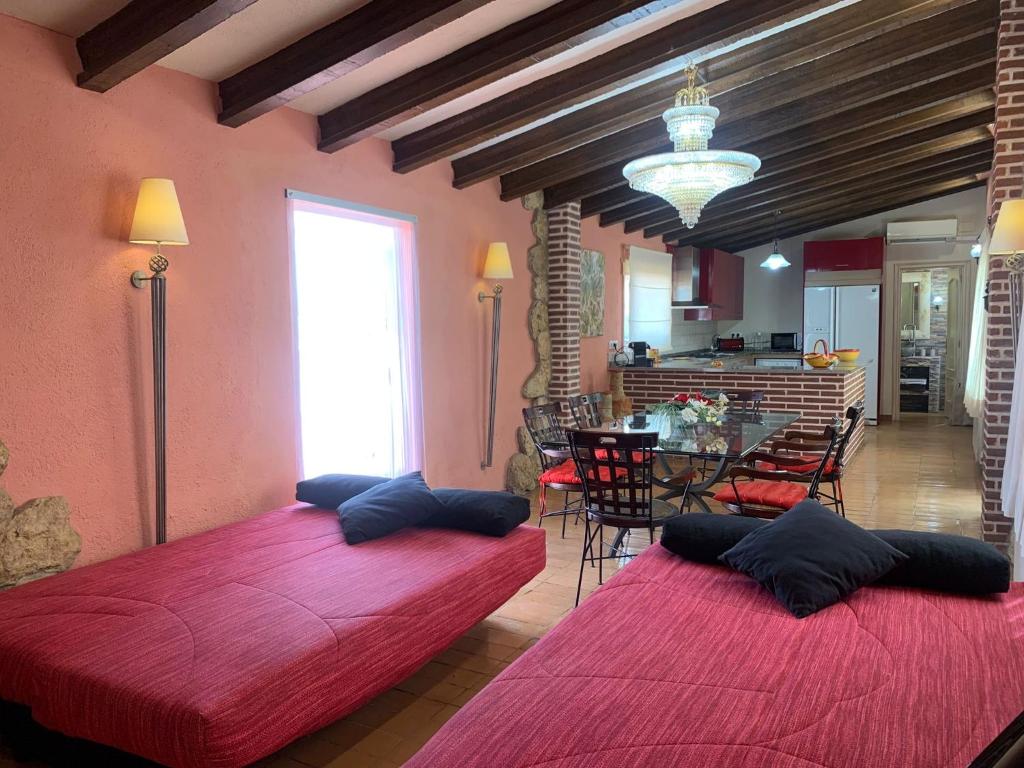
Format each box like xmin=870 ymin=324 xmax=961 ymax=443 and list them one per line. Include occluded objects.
xmin=982 ymin=0 xmax=1023 ymax=551
xmin=547 ymin=202 xmax=583 ymax=422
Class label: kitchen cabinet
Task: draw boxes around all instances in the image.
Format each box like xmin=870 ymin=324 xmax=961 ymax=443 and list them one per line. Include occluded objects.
xmin=803 ymin=237 xmax=884 ymax=273
xmin=681 ymin=248 xmax=744 ymax=321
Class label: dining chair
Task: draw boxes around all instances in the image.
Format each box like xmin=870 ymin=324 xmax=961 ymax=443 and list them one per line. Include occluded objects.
xmin=522 ymin=403 xmax=585 ymax=538
xmin=761 ymin=403 xmax=864 ymax=517
xmin=567 ymin=393 xmax=603 ymax=429
xmin=567 ymin=430 xmax=680 ymax=606
xmin=722 ymin=389 xmax=765 ymax=414
xmin=712 ymin=426 xmax=839 ymax=519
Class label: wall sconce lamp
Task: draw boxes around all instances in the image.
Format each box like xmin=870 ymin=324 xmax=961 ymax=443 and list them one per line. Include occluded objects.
xmin=479 ymin=242 xmax=513 ymax=470
xmin=128 ymin=178 xmax=189 ymax=545
xmin=989 ymin=198 xmax=1024 ymax=349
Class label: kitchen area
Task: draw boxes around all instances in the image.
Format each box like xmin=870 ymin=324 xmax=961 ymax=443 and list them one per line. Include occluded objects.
xmin=612 ymin=240 xmax=883 ymax=459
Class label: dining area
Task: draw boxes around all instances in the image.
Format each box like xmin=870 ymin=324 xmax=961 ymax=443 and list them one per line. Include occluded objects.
xmin=521 ymin=391 xmax=864 ymax=605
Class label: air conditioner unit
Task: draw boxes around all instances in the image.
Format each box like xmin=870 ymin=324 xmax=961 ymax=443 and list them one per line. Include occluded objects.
xmin=885 ymin=219 xmax=959 ymax=244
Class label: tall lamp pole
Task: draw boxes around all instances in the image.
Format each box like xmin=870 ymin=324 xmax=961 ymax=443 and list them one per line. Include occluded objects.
xmin=128 ymin=178 xmax=189 ymax=545
xmin=479 ymin=243 xmax=513 ymax=469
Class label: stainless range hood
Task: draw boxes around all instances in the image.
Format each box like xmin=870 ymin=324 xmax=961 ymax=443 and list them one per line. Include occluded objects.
xmin=671 ymin=246 xmax=710 ymax=308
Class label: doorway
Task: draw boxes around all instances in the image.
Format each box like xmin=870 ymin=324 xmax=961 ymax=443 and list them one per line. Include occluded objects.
xmin=890 ymin=261 xmax=973 ymax=424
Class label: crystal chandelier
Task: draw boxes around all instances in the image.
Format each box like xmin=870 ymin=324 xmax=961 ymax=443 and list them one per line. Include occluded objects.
xmin=622 ymin=66 xmax=760 ymax=228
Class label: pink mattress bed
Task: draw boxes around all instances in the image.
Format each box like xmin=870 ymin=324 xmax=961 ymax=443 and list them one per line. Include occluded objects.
xmin=407 ymin=544 xmax=1024 ymax=768
xmin=0 ymin=503 xmax=545 ymax=768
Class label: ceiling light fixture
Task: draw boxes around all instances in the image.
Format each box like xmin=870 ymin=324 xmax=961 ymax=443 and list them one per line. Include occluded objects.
xmin=622 ymin=65 xmax=760 ymax=229
xmin=761 ymin=210 xmax=792 ymax=270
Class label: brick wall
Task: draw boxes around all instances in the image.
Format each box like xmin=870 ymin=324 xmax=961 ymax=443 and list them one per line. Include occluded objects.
xmin=619 ymin=368 xmax=867 ymax=461
xmin=547 ymin=202 xmax=583 ymax=416
xmin=982 ymin=0 xmax=1022 ymax=550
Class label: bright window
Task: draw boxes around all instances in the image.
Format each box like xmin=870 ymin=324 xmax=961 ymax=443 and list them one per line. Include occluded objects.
xmin=289 ymin=193 xmax=422 ymax=479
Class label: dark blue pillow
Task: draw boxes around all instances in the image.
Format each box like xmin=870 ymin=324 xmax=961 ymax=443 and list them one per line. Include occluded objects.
xmin=873 ymin=529 xmax=1011 ymax=594
xmin=661 ymin=513 xmax=768 ymax=563
xmin=720 ymin=499 xmax=909 ymax=618
xmin=424 ymin=489 xmax=530 ymax=536
xmin=339 ymin=471 xmax=445 ymax=544
xmin=296 ymin=474 xmax=389 ymax=508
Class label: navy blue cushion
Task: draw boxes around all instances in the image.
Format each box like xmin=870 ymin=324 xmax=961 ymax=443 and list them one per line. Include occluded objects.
xmin=425 ymin=489 xmax=530 ymax=537
xmin=660 ymin=513 xmax=768 ymax=563
xmin=873 ymin=529 xmax=1011 ymax=594
xmin=338 ymin=472 xmax=445 ymax=544
xmin=296 ymin=474 xmax=389 ymax=509
xmin=720 ymin=499 xmax=909 ymax=618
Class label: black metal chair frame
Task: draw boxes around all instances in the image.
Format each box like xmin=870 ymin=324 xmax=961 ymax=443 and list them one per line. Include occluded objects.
xmin=719 ymin=426 xmax=839 ymax=519
xmin=522 ymin=402 xmax=585 ymax=538
xmin=567 ymin=392 xmax=603 ymax=429
xmin=568 ymin=429 xmax=680 ymax=606
xmin=773 ymin=403 xmax=865 ymax=517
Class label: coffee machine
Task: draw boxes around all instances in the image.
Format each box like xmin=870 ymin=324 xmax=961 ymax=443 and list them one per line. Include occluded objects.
xmin=628 ymin=341 xmax=652 ymax=367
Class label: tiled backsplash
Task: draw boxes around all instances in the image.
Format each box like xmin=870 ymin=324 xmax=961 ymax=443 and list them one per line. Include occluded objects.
xmin=669 ymin=314 xmax=717 ymax=352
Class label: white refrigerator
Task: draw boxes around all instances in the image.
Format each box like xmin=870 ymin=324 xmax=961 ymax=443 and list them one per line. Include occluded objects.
xmin=803 ymin=285 xmax=880 ymax=424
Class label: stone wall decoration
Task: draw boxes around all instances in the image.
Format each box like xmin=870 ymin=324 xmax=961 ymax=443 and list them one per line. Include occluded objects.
xmin=579 ymin=249 xmax=605 ymax=337
xmin=0 ymin=439 xmax=82 ymax=590
xmin=506 ymin=192 xmax=549 ymax=496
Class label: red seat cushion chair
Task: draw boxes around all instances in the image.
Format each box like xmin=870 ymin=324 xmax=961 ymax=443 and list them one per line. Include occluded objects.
xmin=539 ymin=459 xmax=630 ymax=486
xmin=758 ymin=455 xmax=837 ymax=474
xmin=0 ymin=503 xmax=546 ymax=768
xmin=713 ymin=479 xmax=809 ymax=509
xmin=405 ymin=546 xmax=1024 ymax=768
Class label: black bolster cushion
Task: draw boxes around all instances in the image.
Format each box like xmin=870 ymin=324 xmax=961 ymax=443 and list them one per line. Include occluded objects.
xmin=338 ymin=472 xmax=445 ymax=545
xmin=425 ymin=489 xmax=531 ymax=537
xmin=296 ymin=474 xmax=389 ymax=509
xmin=873 ymin=529 xmax=1011 ymax=594
xmin=660 ymin=513 xmax=769 ymax=563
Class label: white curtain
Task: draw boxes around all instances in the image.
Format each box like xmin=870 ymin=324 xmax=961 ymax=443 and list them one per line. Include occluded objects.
xmin=964 ymin=232 xmax=989 ymax=460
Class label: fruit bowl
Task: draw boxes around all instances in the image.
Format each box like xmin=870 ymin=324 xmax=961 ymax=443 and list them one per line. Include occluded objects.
xmin=834 ymin=348 xmax=860 ymax=362
xmin=803 ymin=353 xmax=838 ymax=368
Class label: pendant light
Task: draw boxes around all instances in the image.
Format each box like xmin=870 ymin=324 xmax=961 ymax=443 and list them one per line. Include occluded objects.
xmin=761 ymin=210 xmax=791 ymax=270
xmin=622 ymin=65 xmax=760 ymax=229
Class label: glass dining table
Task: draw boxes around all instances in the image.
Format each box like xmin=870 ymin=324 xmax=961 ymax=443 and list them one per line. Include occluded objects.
xmin=544 ymin=410 xmax=802 ymax=516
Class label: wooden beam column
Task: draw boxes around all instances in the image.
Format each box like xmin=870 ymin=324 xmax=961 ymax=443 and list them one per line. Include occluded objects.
xmin=982 ymin=0 xmax=1023 ymax=553
xmin=547 ymin=202 xmax=583 ymax=417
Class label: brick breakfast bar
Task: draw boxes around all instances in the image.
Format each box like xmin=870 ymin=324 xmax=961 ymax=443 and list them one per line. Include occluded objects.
xmin=611 ymin=362 xmax=868 ymax=460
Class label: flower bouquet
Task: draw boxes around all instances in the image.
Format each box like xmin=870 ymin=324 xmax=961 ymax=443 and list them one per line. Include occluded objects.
xmin=647 ymin=391 xmax=729 ymax=431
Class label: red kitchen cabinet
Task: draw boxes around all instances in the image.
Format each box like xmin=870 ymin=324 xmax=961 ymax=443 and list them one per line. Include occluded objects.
xmin=682 ymin=248 xmax=744 ymax=321
xmin=803 ymin=237 xmax=884 ymax=273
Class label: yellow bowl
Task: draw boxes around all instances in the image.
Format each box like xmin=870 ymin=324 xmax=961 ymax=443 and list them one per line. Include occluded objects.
xmin=834 ymin=348 xmax=860 ymax=362
xmin=804 ymin=354 xmax=837 ymax=368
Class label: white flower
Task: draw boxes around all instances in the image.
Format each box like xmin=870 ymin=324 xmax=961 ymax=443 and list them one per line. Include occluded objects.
xmin=679 ymin=408 xmax=698 ymax=424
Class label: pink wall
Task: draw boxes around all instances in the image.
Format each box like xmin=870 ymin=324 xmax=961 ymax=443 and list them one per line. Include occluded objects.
xmin=0 ymin=14 xmax=665 ymax=566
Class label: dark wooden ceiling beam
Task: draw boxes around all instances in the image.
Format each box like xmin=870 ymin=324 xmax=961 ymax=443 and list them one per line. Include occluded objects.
xmin=543 ymin=61 xmax=995 ymax=208
xmin=626 ymin=111 xmax=995 ymax=235
xmin=501 ymin=10 xmax=997 ymax=200
xmin=718 ymin=178 xmax=987 ymax=252
xmin=389 ymin=0 xmax=841 ymax=171
xmin=76 ymin=0 xmax=259 ymax=91
xmin=451 ymin=0 xmax=984 ymax=187
xmin=580 ymin=186 xmax=643 ymax=218
xmin=218 ymin=0 xmax=492 ymax=127
xmin=660 ymin=145 xmax=992 ymax=244
xmin=315 ymin=0 xmax=683 ymax=151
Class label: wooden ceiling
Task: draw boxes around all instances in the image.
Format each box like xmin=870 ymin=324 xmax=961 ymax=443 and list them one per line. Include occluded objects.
xmin=60 ymin=0 xmax=996 ymax=249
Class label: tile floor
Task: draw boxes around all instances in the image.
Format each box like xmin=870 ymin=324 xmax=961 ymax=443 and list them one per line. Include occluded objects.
xmin=0 ymin=415 xmax=983 ymax=768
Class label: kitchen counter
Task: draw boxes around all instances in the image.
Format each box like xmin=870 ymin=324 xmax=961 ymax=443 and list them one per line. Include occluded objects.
xmin=610 ymin=360 xmax=869 ymax=375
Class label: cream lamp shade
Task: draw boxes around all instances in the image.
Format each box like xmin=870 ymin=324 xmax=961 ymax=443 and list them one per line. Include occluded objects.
xmin=988 ymin=199 xmax=1024 ymax=255
xmin=482 ymin=242 xmax=513 ymax=280
xmin=129 ymin=178 xmax=189 ymax=245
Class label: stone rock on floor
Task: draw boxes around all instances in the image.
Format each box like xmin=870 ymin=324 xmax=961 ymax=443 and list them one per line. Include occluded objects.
xmin=0 ymin=496 xmax=82 ymax=590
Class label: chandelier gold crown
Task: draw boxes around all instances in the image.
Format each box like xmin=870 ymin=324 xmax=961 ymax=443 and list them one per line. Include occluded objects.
xmin=622 ymin=64 xmax=760 ymax=229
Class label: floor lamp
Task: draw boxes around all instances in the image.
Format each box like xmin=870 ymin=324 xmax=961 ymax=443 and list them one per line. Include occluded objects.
xmin=128 ymin=178 xmax=189 ymax=545
xmin=479 ymin=243 xmax=513 ymax=469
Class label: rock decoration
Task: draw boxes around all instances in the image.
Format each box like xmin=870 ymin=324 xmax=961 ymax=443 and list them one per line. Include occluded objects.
xmin=0 ymin=440 xmax=82 ymax=590
xmin=505 ymin=193 xmax=549 ymax=495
